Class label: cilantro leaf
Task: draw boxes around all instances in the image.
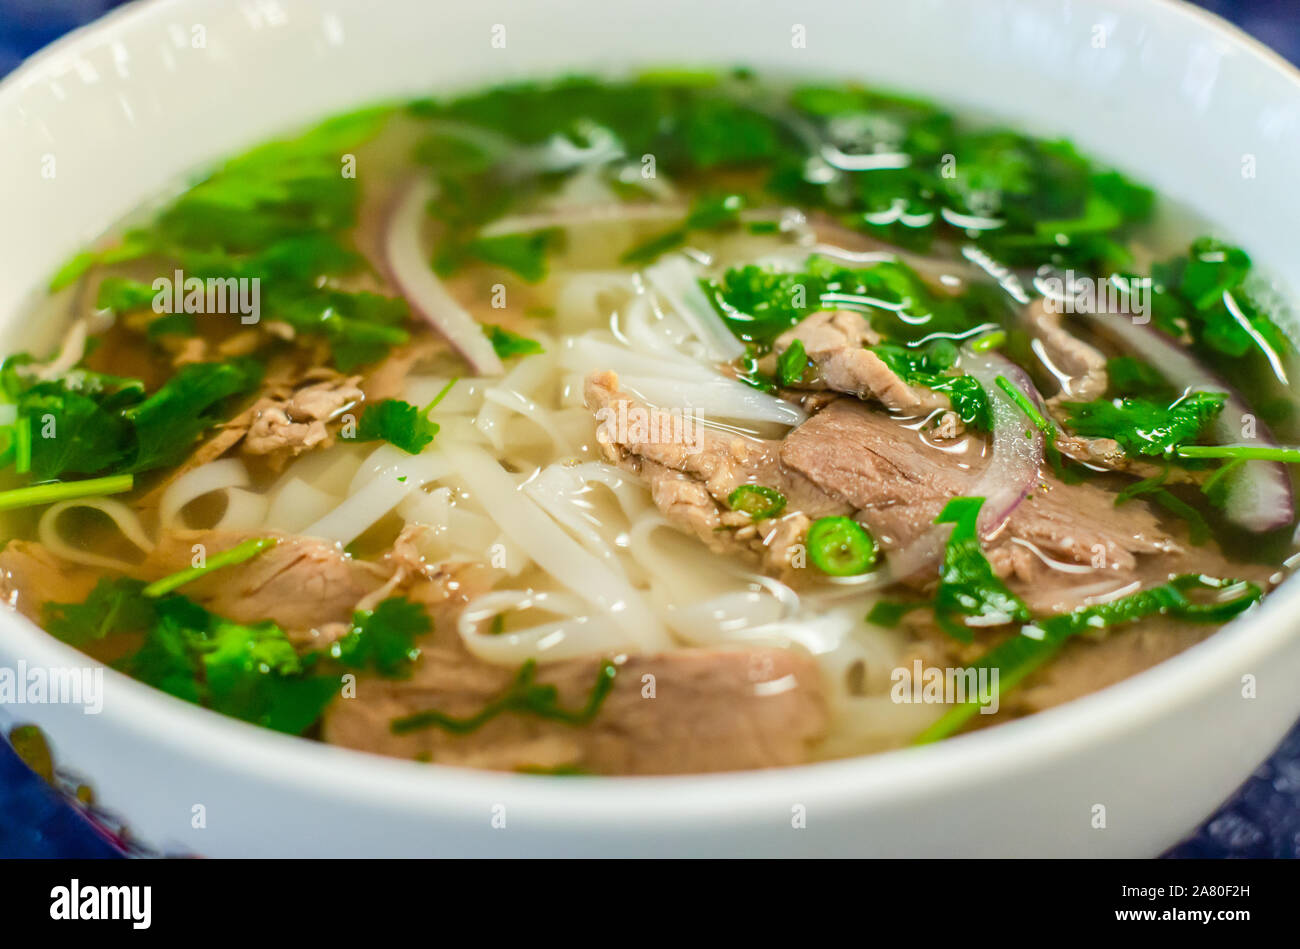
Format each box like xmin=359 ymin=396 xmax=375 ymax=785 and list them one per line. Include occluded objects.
xmin=872 ymin=341 xmax=992 ymax=430
xmin=932 ymin=497 xmax=1030 ymax=641
xmin=330 ymin=597 xmax=432 ymax=677
xmin=703 ymin=256 xmax=1002 ymax=348
xmin=462 ymin=229 xmax=561 ymax=282
xmin=621 ymin=192 xmax=746 ymax=264
xmin=915 ymin=574 xmax=1261 ymax=743
xmin=487 ymin=325 xmax=544 ymax=359
xmin=117 ymin=594 xmax=339 ymax=735
xmin=776 ymin=338 xmax=809 ymax=386
xmin=1062 ymin=391 xmax=1226 ymax=458
xmin=95 ymin=277 xmax=157 ymax=313
xmin=124 ymin=359 xmax=263 ymax=472
xmin=43 ymin=578 xmax=155 ymax=644
xmin=355 ymin=398 xmax=439 ymax=454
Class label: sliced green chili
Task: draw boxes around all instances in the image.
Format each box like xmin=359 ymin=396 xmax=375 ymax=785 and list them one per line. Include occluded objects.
xmin=807 ymin=516 xmax=878 ymax=576
xmin=727 ymin=484 xmax=787 ymax=520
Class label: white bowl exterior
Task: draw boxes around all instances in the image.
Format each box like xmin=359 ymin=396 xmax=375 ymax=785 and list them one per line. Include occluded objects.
xmin=1 ymin=0 xmax=1299 ymax=856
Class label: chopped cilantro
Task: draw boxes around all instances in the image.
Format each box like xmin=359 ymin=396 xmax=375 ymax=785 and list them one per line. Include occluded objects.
xmin=775 ymin=338 xmax=809 ymax=387
xmin=874 ymin=341 xmax=992 ymax=430
xmin=1062 ymin=391 xmax=1226 ymax=458
xmin=931 ymin=497 xmax=1030 ymax=641
xmin=117 ymin=594 xmax=339 ymax=734
xmin=462 ymin=229 xmax=561 ymax=282
xmin=914 ymin=574 xmax=1261 ymax=743
xmin=330 ymin=597 xmax=432 ymax=678
xmin=356 ymin=398 xmax=440 ymax=454
xmin=487 ymin=325 xmax=544 ymax=359
xmin=44 ymin=577 xmax=154 ymax=645
xmin=390 ymin=657 xmax=617 ymax=735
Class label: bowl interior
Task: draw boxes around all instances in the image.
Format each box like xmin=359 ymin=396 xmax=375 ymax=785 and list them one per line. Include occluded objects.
xmin=2 ymin=0 xmax=1300 ymax=856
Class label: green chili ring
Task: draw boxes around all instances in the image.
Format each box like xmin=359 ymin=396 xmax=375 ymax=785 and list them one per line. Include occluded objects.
xmin=807 ymin=516 xmax=878 ymax=576
xmin=727 ymin=484 xmax=787 ymax=521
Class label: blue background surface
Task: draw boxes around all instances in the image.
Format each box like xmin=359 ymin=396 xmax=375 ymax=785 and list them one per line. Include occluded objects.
xmin=0 ymin=0 xmax=1297 ymax=859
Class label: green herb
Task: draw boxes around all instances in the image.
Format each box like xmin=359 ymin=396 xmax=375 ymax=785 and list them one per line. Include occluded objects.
xmin=1148 ymin=238 xmax=1288 ymax=368
xmin=330 ymin=597 xmax=432 ymax=678
xmin=866 ymin=600 xmax=925 ymax=628
xmin=806 ymin=516 xmax=878 ymax=576
xmin=142 ymin=537 xmax=278 ymax=598
xmin=931 ymin=497 xmax=1030 ymax=642
xmin=0 ymin=473 xmax=133 ymax=512
xmin=1106 ymin=355 xmax=1172 ymax=400
xmin=727 ymin=484 xmax=787 ymax=520
xmin=44 ymin=577 xmax=154 ymax=644
xmin=390 ymin=657 xmax=617 ymax=735
xmin=118 ymin=595 xmax=339 ymax=735
xmin=463 ymin=229 xmax=561 ymax=282
xmin=486 ymin=325 xmax=544 ymax=359
xmin=48 ymin=107 xmax=408 ymax=370
xmin=1176 ymin=444 xmax=1300 ymax=462
xmin=621 ymin=192 xmax=746 ymax=264
xmin=95 ymin=277 xmax=157 ymax=313
xmin=913 ymin=574 xmax=1262 ymax=743
xmin=1201 ymin=458 xmax=1247 ymax=510
xmin=704 ymin=255 xmax=1005 ymax=349
xmin=775 ymin=339 xmax=809 ymax=387
xmin=1062 ymin=392 xmax=1226 ymax=458
xmin=970 ymin=329 xmax=1007 ymax=353
xmin=875 ymin=341 xmax=992 ymax=430
xmin=1113 ymin=469 xmax=1210 ymax=545
xmin=0 ymin=356 xmax=260 ymax=485
xmin=356 ymin=398 xmax=440 ymax=454
xmin=124 ymin=360 xmax=264 ymax=472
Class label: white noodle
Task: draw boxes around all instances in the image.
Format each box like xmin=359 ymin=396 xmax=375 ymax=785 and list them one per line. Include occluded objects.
xmin=443 ymin=445 xmax=670 ymax=654
xmin=159 ymin=459 xmax=250 ymax=530
xmin=458 ymin=590 xmax=634 ymax=664
xmin=37 ymin=497 xmax=155 ymax=572
xmin=303 ymin=466 xmax=412 ymax=545
xmin=265 ymin=477 xmax=339 ymax=533
xmin=214 ymin=488 xmax=270 ymax=531
xmin=644 ymin=254 xmax=746 ymax=362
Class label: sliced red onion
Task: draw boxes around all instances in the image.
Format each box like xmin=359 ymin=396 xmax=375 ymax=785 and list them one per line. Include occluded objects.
xmin=384 ymin=178 xmax=503 ymax=376
xmin=885 ymin=347 xmax=1044 ymax=580
xmin=1080 ymin=312 xmax=1293 ymax=532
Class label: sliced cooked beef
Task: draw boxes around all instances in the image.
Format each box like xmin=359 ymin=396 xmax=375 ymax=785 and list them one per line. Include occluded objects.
xmin=137 ymin=530 xmax=390 ymax=648
xmin=0 ymin=541 xmax=103 ymax=625
xmin=585 ymin=370 xmax=849 ymax=573
xmin=322 ymin=642 xmax=828 ymax=774
xmin=780 ymin=398 xmax=1180 ymax=609
xmin=2 ymin=526 xmax=827 ymax=773
xmin=1023 ymin=298 xmax=1109 ymax=406
xmin=361 ymin=335 xmax=445 ymax=402
xmin=772 ymin=310 xmax=958 ymax=429
xmin=243 ymin=370 xmax=363 ymax=463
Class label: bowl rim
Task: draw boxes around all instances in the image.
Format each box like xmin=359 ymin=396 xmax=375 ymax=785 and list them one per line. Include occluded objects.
xmin=2 ymin=0 xmax=1300 ymax=827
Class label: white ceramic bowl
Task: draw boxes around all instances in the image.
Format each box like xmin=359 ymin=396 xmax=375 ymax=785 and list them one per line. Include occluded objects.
xmin=2 ymin=0 xmax=1299 ymax=857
